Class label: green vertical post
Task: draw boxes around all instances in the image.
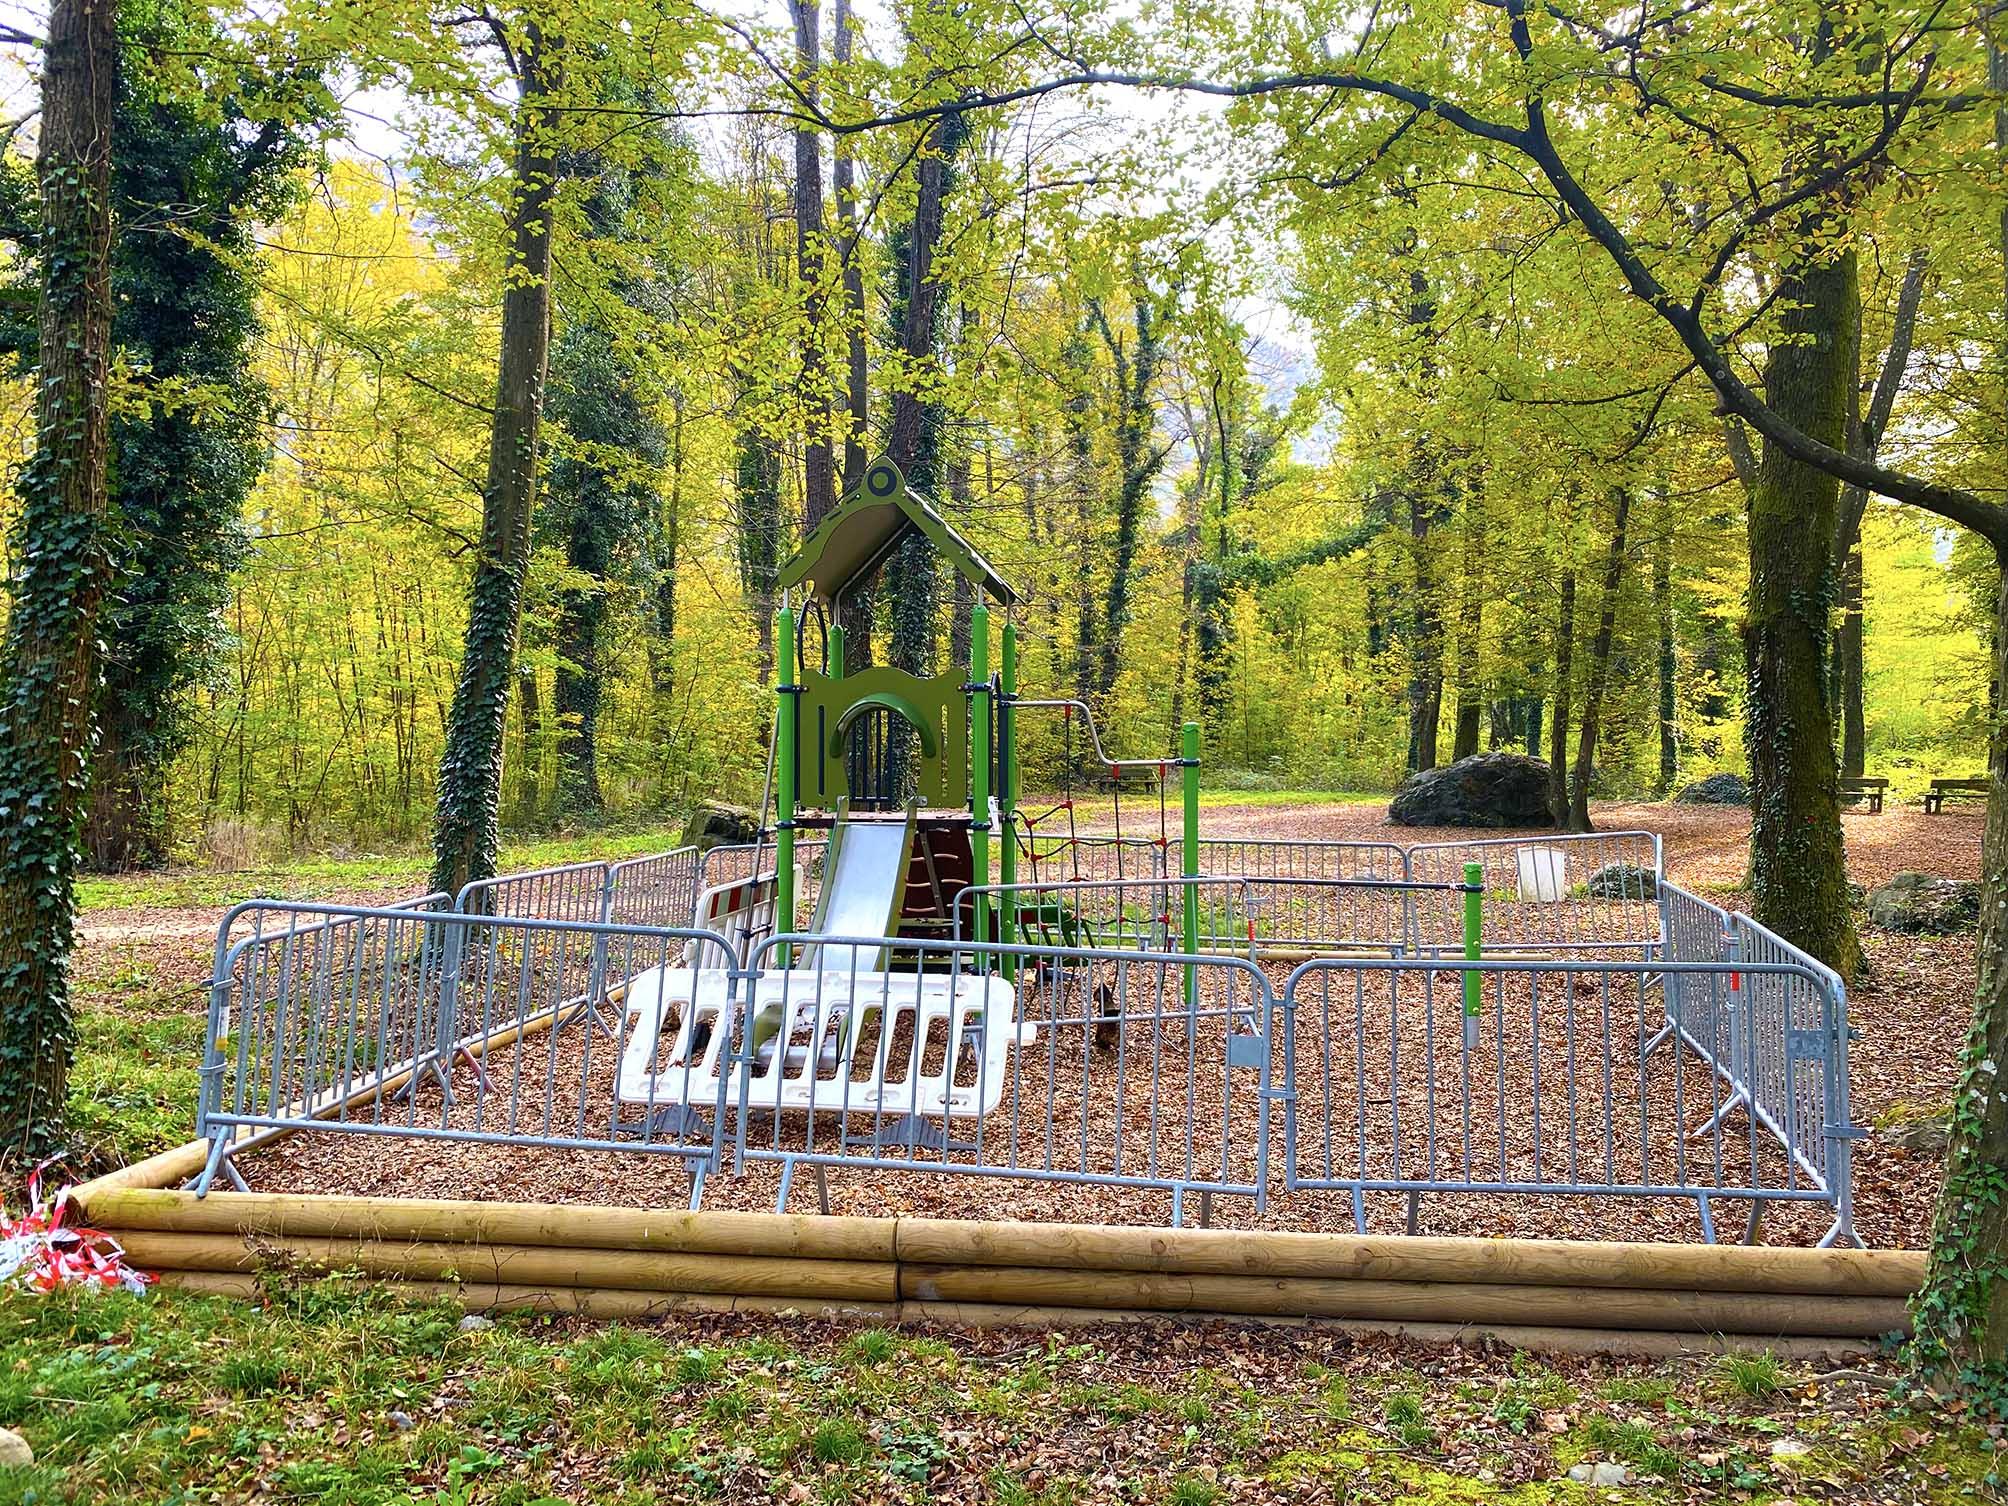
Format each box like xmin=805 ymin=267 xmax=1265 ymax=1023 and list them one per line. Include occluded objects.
xmin=1462 ymin=859 xmax=1484 ymax=1047
xmin=828 ymin=621 xmax=845 ymax=679
xmin=1181 ymin=721 xmax=1200 ymax=1004
xmin=999 ymin=622 xmax=1018 ymax=960
xmin=775 ymin=605 xmax=799 ymax=970
xmin=970 ymin=605 xmax=992 ymax=947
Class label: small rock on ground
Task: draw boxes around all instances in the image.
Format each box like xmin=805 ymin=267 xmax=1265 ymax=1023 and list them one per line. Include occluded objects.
xmin=1565 ymin=1461 xmax=1631 ymax=1486
xmin=0 ymin=1428 xmax=33 ymax=1467
xmin=1771 ymin=1436 xmax=1813 ymax=1460
xmin=457 ymin=1314 xmax=494 ymax=1333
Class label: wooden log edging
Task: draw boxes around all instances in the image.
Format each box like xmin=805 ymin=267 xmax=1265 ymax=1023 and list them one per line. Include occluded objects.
xmin=75 ymin=1181 xmax=1923 ymax=1350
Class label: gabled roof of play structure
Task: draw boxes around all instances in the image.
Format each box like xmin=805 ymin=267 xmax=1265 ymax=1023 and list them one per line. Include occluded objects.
xmin=777 ymin=456 xmax=1019 ymax=606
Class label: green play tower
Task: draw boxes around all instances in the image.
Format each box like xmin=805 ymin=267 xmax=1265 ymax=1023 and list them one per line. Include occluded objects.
xmin=768 ymin=456 xmax=1203 ymax=964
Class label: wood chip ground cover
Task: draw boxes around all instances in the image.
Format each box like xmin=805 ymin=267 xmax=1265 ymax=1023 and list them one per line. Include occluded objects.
xmin=0 ymin=1280 xmax=1996 ymax=1504
xmin=214 ymin=804 xmax=1975 ymax=1248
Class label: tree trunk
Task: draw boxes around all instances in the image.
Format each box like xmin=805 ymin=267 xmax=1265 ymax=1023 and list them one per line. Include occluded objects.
xmin=1837 ymin=546 xmax=1866 ymax=778
xmin=735 ymin=429 xmax=783 ymax=677
xmin=1909 ymin=22 xmax=2008 ymax=1394
xmin=553 ymin=584 xmax=604 ymax=820
xmin=1655 ymin=495 xmax=1678 ymax=794
xmin=515 ymin=664 xmax=543 ymax=825
xmin=1451 ymin=487 xmax=1485 ymax=762
xmin=1547 ymin=573 xmax=1575 ymax=827
xmin=789 ymin=0 xmax=836 ymax=529
xmin=1743 ymin=241 xmax=1860 ymax=980
xmin=430 ymin=31 xmax=558 ymax=899
xmin=831 ymin=0 xmax=867 ymax=493
xmin=0 ymin=0 xmax=118 ymax=1153
xmin=1089 ymin=281 xmax=1166 ymax=705
xmin=1569 ymin=487 xmax=1633 ymax=832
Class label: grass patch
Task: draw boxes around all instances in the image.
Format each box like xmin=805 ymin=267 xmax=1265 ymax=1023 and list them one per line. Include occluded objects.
xmin=1715 ymin=1350 xmax=1788 ymax=1401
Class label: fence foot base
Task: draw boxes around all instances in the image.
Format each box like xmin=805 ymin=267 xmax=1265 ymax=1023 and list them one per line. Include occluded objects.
xmin=1350 ymin=1187 xmax=1368 ymax=1235
xmin=646 ymin=1105 xmax=711 ymax=1141
xmin=1817 ymin=1217 xmax=1864 ymax=1249
xmin=188 ymin=1136 xmax=235 ymax=1198
xmin=1696 ymin=1194 xmax=1717 ymax=1245
xmin=687 ymin=1162 xmax=707 ymax=1212
xmin=843 ymin=1116 xmax=971 ymax=1153
xmin=1742 ymin=1199 xmax=1766 ymax=1247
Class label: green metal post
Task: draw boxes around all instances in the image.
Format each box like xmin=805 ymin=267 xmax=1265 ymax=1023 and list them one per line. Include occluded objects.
xmin=775 ymin=606 xmax=799 ymax=969
xmin=1182 ymin=721 xmax=1200 ymax=1004
xmin=970 ymin=605 xmax=992 ymax=947
xmin=1462 ymin=859 xmax=1484 ymax=1048
xmin=999 ymin=622 xmax=1018 ymax=960
xmin=828 ymin=621 xmax=845 ymax=679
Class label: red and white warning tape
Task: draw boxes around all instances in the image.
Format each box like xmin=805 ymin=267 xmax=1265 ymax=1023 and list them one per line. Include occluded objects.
xmin=0 ymin=1161 xmax=152 ymax=1296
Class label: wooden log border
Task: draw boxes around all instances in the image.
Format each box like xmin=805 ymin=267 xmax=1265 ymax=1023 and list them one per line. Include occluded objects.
xmin=73 ymin=1166 xmax=1922 ymax=1357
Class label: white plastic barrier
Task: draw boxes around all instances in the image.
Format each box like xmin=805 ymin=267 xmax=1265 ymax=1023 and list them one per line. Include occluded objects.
xmin=616 ymin=966 xmax=1032 ymax=1122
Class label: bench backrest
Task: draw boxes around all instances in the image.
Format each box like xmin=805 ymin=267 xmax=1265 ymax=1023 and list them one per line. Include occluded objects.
xmin=1931 ymin=777 xmax=1988 ymax=792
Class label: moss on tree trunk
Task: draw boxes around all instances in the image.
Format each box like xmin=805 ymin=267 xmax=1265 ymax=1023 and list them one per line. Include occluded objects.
xmin=1742 ymin=243 xmax=1860 ymax=982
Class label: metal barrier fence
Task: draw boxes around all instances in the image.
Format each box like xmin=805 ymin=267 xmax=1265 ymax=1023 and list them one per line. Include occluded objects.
xmin=1406 ymin=831 xmax=1664 ymax=954
xmin=1653 ymin=882 xmax=1856 ymax=1244
xmin=604 ymin=847 xmax=702 ymax=930
xmin=1279 ymin=952 xmax=1853 ymax=1246
xmin=197 ymin=900 xmax=737 ymax=1199
xmin=955 ymin=875 xmax=1433 ymax=958
xmin=729 ymin=933 xmax=1275 ymax=1223
xmin=187 ymin=834 xmax=1858 ymax=1244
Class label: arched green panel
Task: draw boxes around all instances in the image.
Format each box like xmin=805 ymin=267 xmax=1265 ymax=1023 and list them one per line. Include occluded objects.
xmin=829 ymin=691 xmax=940 ymax=759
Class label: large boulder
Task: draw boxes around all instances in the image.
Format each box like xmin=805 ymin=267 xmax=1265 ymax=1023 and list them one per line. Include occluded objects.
xmin=1672 ymin=772 xmax=1749 ymax=806
xmin=1866 ymin=871 xmax=1979 ymax=934
xmin=1388 ymin=753 xmax=1556 ymax=829
xmin=680 ymin=800 xmax=761 ymax=852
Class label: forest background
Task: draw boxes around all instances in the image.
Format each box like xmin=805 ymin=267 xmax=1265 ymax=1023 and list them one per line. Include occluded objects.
xmin=0 ymin=0 xmax=1993 ymax=872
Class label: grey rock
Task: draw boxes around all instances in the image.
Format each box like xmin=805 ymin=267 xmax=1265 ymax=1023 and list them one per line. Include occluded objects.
xmin=1866 ymin=871 xmax=1980 ymax=934
xmin=1672 ymin=772 xmax=1749 ymax=806
xmin=456 ymin=1313 xmax=494 ymax=1333
xmin=388 ymin=1410 xmax=415 ymax=1432
xmin=1889 ymin=1112 xmax=1950 ymax=1157
xmin=1770 ymin=1437 xmax=1813 ymax=1461
xmin=680 ymin=800 xmax=761 ymax=852
xmin=1388 ymin=753 xmax=1556 ymax=829
xmin=0 ymin=1428 xmax=32 ymax=1467
xmin=1586 ymin=861 xmax=1658 ymax=900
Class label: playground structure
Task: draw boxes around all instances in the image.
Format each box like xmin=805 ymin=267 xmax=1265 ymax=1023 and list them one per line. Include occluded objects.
xmin=112 ymin=456 xmax=1886 ymax=1343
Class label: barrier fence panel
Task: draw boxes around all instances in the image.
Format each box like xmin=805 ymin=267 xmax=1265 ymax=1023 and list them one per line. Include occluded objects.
xmin=1279 ymin=954 xmax=1850 ymax=1242
xmin=699 ymin=839 xmax=830 ymax=934
xmin=1010 ymin=826 xmax=1167 ymax=887
xmin=1654 ymin=882 xmax=1858 ymax=1245
xmin=1179 ymin=838 xmax=1408 ymax=953
xmin=604 ymin=846 xmax=702 ymax=930
xmin=1407 ymin=831 xmax=1665 ymax=955
xmin=727 ymin=933 xmax=1275 ymax=1223
xmin=957 ymin=875 xmax=1434 ymax=961
xmin=196 ymin=902 xmax=739 ymax=1197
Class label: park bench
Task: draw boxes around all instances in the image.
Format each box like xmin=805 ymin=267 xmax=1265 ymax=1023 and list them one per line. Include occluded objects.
xmin=1838 ymin=776 xmax=1887 ymax=814
xmin=1925 ymin=776 xmax=1989 ymax=813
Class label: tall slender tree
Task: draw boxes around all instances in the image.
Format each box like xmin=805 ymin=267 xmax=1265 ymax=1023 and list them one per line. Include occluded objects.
xmin=0 ymin=0 xmax=119 ymax=1152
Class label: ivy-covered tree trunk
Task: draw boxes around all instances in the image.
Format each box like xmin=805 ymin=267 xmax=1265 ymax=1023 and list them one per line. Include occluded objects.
xmin=430 ymin=30 xmax=558 ymax=899
xmin=1088 ymin=278 xmax=1167 ymax=706
xmin=1568 ymin=486 xmax=1632 ymax=832
xmin=1743 ymin=243 xmax=1860 ymax=981
xmin=788 ymin=0 xmax=836 ymax=529
xmin=1915 ymin=541 xmax=2008 ymax=1390
xmin=0 ymin=0 xmax=118 ymax=1153
xmin=1911 ymin=28 xmax=2008 ymax=1396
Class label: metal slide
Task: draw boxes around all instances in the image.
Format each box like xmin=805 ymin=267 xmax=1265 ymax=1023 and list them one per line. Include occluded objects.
xmin=799 ymin=805 xmax=916 ymax=969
